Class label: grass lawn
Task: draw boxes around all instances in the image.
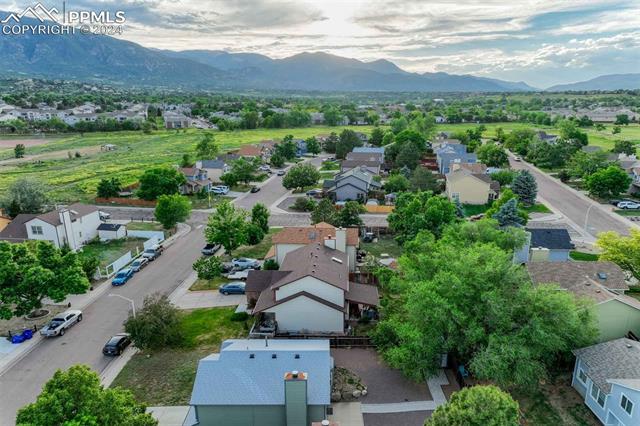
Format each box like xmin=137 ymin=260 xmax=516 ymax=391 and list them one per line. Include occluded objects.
xmin=110 ymin=307 xmax=248 ymax=406
xmin=320 ymin=160 xmax=340 ymax=171
xmin=0 ymin=126 xmax=375 ymax=202
xmin=189 ymin=276 xmax=230 ymax=291
xmin=188 ymin=195 xmax=233 ymax=209
xmin=462 ymin=202 xmax=550 ymax=217
xmin=230 ymin=183 xmax=252 ymax=192
xmin=80 ymin=237 xmax=146 ymax=267
xmin=126 ymin=221 xmax=164 ymax=232
xmin=233 ymin=227 xmax=282 ymax=259
xmin=570 ymin=251 xmax=600 ymax=261
xmin=320 ymin=171 xmax=337 ymax=179
xmin=614 ymin=209 xmax=640 ymax=217
xmin=523 ymin=203 xmax=552 ymax=214
xmin=361 ymin=234 xmax=403 ymax=258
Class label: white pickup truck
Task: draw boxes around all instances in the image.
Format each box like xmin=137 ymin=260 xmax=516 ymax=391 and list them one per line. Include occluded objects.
xmin=226 ymin=270 xmax=249 ymax=281
xmin=40 ymin=310 xmax=83 ymax=337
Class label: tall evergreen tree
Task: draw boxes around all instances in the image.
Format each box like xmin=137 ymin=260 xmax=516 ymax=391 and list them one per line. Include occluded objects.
xmin=492 ymin=198 xmax=524 ymax=227
xmin=511 ymin=170 xmax=538 ymax=206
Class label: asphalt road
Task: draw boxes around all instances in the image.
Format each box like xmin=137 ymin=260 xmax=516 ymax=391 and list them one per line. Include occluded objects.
xmin=509 ymin=156 xmax=633 ymax=238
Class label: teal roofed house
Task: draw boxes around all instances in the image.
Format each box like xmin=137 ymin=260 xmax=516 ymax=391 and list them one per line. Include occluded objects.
xmin=187 ymin=339 xmax=332 ymax=426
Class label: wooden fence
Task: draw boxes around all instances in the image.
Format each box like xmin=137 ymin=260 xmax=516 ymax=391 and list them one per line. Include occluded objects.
xmin=363 ymin=205 xmax=394 ymax=214
xmin=275 ymin=334 xmax=374 ymax=348
xmin=95 ymin=197 xmax=156 ymax=207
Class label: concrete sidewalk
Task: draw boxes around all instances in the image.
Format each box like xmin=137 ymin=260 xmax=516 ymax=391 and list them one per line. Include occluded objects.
xmin=168 ymin=271 xmax=244 ymax=309
xmin=148 ymin=406 xmax=190 ymax=426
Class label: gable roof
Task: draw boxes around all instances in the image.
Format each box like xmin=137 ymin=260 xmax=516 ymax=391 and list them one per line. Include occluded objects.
xmin=527 ymin=228 xmax=575 ymax=250
xmin=0 ymin=214 xmax=37 ymax=242
xmin=450 ymin=162 xmax=487 ymax=174
xmin=341 ymin=160 xmax=382 ymax=171
xmin=271 ymin=224 xmax=359 ymax=246
xmin=332 ymin=167 xmax=382 ymax=189
xmin=236 ymin=145 xmax=262 ymax=157
xmin=97 ymin=223 xmax=123 ymax=231
xmin=353 ymin=147 xmax=385 ymax=154
xmin=190 ymin=339 xmax=331 ymax=406
xmin=198 ymin=159 xmax=226 ymax=169
xmin=273 ymin=243 xmax=349 ymax=291
xmin=29 ymin=204 xmax=98 ymax=227
xmin=573 ymin=338 xmax=640 ymax=393
xmin=345 ymin=152 xmax=384 ymax=163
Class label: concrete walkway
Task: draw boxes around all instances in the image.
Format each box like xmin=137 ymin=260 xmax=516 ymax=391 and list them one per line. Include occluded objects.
xmin=148 ymin=406 xmax=190 ymax=426
xmin=361 ymin=370 xmax=449 ymax=414
xmin=168 ymin=271 xmax=244 ymax=309
xmin=329 ymin=402 xmax=365 ymax=426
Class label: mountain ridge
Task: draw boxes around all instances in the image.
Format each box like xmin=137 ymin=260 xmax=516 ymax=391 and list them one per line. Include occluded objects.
xmin=547 ymin=74 xmax=640 ymax=91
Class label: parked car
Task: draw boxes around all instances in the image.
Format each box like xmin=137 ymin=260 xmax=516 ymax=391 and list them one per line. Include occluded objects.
xmin=112 ymin=268 xmax=134 ymax=286
xmin=513 ymin=156 xmax=522 ymax=162
xmin=232 ymin=257 xmax=260 ymax=270
xmin=277 ymin=170 xmax=286 ymax=176
xmin=98 ymin=211 xmax=111 ymax=221
xmin=130 ymin=258 xmax=148 ymax=272
xmin=141 ymin=245 xmax=163 ymax=261
xmin=250 ymin=186 xmax=261 ymax=193
xmin=611 ymin=198 xmax=636 ymax=206
xmin=618 ymin=201 xmax=640 ymax=209
xmin=227 ymin=270 xmax=249 ymax=280
xmin=306 ymin=189 xmax=323 ymax=198
xmin=102 ymin=333 xmax=131 ymax=356
xmin=259 ymin=165 xmax=271 ymax=172
xmin=40 ymin=310 xmax=82 ymax=337
xmin=211 ymin=185 xmax=230 ymax=195
xmin=219 ymin=282 xmax=246 ymax=295
xmin=221 ymin=262 xmax=234 ymax=273
xmin=362 ymin=232 xmax=375 ymax=243
xmin=201 ymin=243 xmax=221 ymax=256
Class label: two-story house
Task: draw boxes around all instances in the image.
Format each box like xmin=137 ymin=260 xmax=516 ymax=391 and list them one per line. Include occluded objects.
xmin=572 ymin=338 xmax=640 ymax=426
xmin=324 ymin=167 xmax=382 ymax=202
xmin=435 ymin=142 xmax=477 ymax=174
xmin=195 ymin=159 xmax=231 ymax=183
xmin=246 ymin=242 xmax=379 ymax=334
xmin=21 ymin=204 xmax=101 ymax=250
xmin=179 ymin=167 xmax=212 ymax=195
xmin=445 ymin=168 xmax=500 ymax=205
xmin=341 ymin=151 xmax=385 ymax=175
xmin=513 ymin=227 xmax=575 ymax=263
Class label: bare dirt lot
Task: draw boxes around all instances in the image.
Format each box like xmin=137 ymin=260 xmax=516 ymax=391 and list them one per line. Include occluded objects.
xmin=0 ymin=146 xmax=102 ymax=166
xmin=0 ymin=138 xmax=61 ymax=148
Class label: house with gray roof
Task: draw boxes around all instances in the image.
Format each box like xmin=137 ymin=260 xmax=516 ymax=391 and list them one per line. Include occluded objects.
xmin=572 ymin=338 xmax=640 ymax=425
xmin=195 ymin=158 xmax=231 ymax=183
xmin=435 ymin=142 xmax=477 ymax=174
xmin=353 ymin=146 xmax=385 ymax=155
xmin=513 ymin=228 xmax=575 ymax=263
xmin=188 ymin=339 xmax=332 ymax=426
xmin=325 ymin=167 xmax=382 ymax=202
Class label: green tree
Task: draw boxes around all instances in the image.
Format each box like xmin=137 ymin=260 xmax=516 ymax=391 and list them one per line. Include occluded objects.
xmin=246 ymin=223 xmax=266 ymax=245
xmin=615 ymin=114 xmax=630 ymax=125
xmin=154 ymin=194 xmax=191 ymax=229
xmin=337 ymin=201 xmax=365 ymax=227
xmin=323 ymin=108 xmax=343 ymax=126
xmin=192 ymin=256 xmax=222 ymax=280
xmin=137 ymin=167 xmax=186 ymax=201
xmin=388 ymin=192 xmax=457 ymax=243
xmin=230 ymin=158 xmax=258 ymax=184
xmin=270 ymin=152 xmax=285 ymax=168
xmin=204 ymin=201 xmax=248 ymax=256
xmin=1 ymin=178 xmax=49 ymax=217
xmin=124 ymin=293 xmax=183 ymax=351
xmin=241 ymin=109 xmax=259 ymax=129
xmin=96 ymin=177 xmax=122 ymax=198
xmin=504 ymin=129 xmax=537 ymax=156
xmin=477 ymin=143 xmax=508 ymax=167
xmin=370 ymin=127 xmax=385 ymax=146
xmin=390 ymin=116 xmax=408 ymax=134
xmin=16 ymin=365 xmax=157 ymax=426
xmin=306 ymin=137 xmax=321 ymax=156
xmin=489 ymin=170 xmax=516 ymax=187
xmin=263 ymin=259 xmax=279 ymax=270
xmin=251 ymin=203 xmax=270 ymax=233
xmin=511 ymin=170 xmax=538 ymax=206
xmin=596 ymin=230 xmax=640 ymax=279
xmin=77 ymin=252 xmax=99 ymax=282
xmin=410 ymin=168 xmax=441 ymax=193
xmin=282 ymin=163 xmax=321 ymax=191
xmin=558 ymin=119 xmax=588 ymax=146
xmin=275 ymin=135 xmax=298 ymax=160
xmin=566 ymin=150 xmax=610 ymax=179
xmin=322 ymin=132 xmax=338 ymax=153
xmin=585 ymin=165 xmax=632 ymax=199
xmin=492 ymin=198 xmax=525 ymax=227
xmin=485 ymin=189 xmax=528 ymax=224
xmin=426 ymin=385 xmax=519 ymax=426
xmin=384 ymin=174 xmax=410 ymax=193
xmin=382 ymin=131 xmax=395 ymax=146
xmin=195 ymin=133 xmax=219 ymax=159
xmin=336 ymin=129 xmax=363 ymax=159
xmin=14 ymin=143 xmax=25 ymax=158
xmin=311 ymin=198 xmax=338 ymax=225
xmin=612 ymin=126 xmax=622 ymax=135
xmin=180 ymin=153 xmax=193 ymax=168
xmin=612 ymin=140 xmax=636 ymax=156
xmin=0 ymin=241 xmax=89 ymax=319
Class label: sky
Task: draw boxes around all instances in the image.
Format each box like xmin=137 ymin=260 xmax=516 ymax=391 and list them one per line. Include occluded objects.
xmin=1 ymin=0 xmax=639 ymax=88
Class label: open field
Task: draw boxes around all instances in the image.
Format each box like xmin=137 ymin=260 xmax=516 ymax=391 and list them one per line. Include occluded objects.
xmin=0 ymin=126 xmax=375 ymax=202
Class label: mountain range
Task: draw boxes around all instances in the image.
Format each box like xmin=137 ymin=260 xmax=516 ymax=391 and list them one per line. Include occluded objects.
xmin=546 ymin=74 xmax=640 ymax=91
xmin=0 ymin=15 xmax=637 ymax=92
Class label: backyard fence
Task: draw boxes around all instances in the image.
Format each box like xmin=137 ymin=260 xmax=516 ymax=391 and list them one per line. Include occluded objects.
xmin=95 ymin=197 xmax=156 ymax=207
xmin=98 ymin=250 xmax=135 ymax=279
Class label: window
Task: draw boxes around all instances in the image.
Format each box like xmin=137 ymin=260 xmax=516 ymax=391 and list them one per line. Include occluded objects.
xmin=621 ymin=394 xmax=634 ymax=416
xmin=591 ymin=383 xmax=605 ymax=408
xmin=451 ymin=192 xmax=460 ymax=201
xmin=578 ymin=369 xmax=588 ymax=384
xmin=31 ymin=225 xmax=43 ymax=235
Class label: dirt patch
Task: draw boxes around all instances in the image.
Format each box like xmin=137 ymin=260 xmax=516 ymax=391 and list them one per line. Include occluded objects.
xmin=0 ymin=304 xmax=67 ymax=337
xmin=0 ymin=138 xmax=62 ymax=148
xmin=0 ymin=146 xmax=102 ymax=165
xmin=542 ymin=374 xmax=600 ymax=426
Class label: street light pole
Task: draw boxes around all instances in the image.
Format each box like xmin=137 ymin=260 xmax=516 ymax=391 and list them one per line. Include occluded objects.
xmin=584 ymin=204 xmax=595 ymax=234
xmin=108 ymin=294 xmax=136 ymax=318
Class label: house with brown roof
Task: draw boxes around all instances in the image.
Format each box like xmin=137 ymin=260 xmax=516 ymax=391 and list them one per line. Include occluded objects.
xmin=236 ymin=144 xmax=263 ymax=158
xmin=527 ymin=261 xmax=640 ymax=342
xmin=179 ymin=167 xmax=212 ymax=195
xmin=445 ymin=168 xmax=500 ymax=205
xmin=246 ymin=242 xmax=379 ymax=334
xmin=21 ymin=204 xmax=101 ymax=250
xmin=267 ymin=224 xmax=359 ymax=271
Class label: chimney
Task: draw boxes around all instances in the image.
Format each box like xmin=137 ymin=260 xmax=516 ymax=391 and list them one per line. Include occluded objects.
xmin=335 ymin=228 xmax=347 ymax=253
xmin=58 ymin=209 xmax=77 ymax=251
xmin=285 ymin=371 xmax=308 ymax=426
xmin=324 ymin=236 xmax=336 ymax=250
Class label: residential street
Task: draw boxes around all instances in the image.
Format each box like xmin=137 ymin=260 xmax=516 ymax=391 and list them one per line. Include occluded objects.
xmin=509 ymin=156 xmax=635 ymax=239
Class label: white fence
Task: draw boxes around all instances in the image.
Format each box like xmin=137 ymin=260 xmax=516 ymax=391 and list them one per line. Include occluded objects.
xmin=128 ymin=230 xmax=165 ymax=248
xmin=99 ymin=251 xmax=134 ymax=279
xmin=94 ymin=231 xmax=166 ymax=279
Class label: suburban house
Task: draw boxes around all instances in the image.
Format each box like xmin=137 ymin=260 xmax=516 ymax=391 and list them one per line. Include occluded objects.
xmin=294 ymin=139 xmax=307 ymax=157
xmin=195 ymin=159 xmax=232 ymax=183
xmin=97 ymin=223 xmax=127 ymax=241
xmin=436 ymin=142 xmax=478 ymax=174
xmin=572 ymin=338 xmax=640 ymax=425
xmin=246 ymin=242 xmax=379 ymax=334
xmin=188 ymin=339 xmax=332 ymax=426
xmin=352 ymin=146 xmax=385 ymax=155
xmin=266 ymin=224 xmax=359 ymax=271
xmin=341 ymin=151 xmax=385 ymax=174
xmin=12 ymin=204 xmax=101 ymax=250
xmin=631 ymin=166 xmax=640 ymax=195
xmin=536 ymin=131 xmax=559 ymax=144
xmin=450 ymin=162 xmax=487 ymax=174
xmin=445 ymin=168 xmax=500 ymax=205
xmin=324 ymin=167 xmax=382 ymax=202
xmin=527 ymin=261 xmax=640 ymax=342
xmin=164 ymin=111 xmax=191 ymax=129
xmin=236 ymin=144 xmax=264 ymax=159
xmin=513 ymin=228 xmax=575 ymax=263
xmin=0 ymin=210 xmax=10 ymax=232
xmin=179 ymin=167 xmax=213 ymax=195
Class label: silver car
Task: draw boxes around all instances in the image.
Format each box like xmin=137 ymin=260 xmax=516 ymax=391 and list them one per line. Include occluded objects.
xmin=40 ymin=310 xmax=83 ymax=337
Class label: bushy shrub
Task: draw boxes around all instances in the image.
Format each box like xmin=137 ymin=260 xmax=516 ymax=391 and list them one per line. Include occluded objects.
xmin=291 ymin=197 xmax=316 ymax=212
xmin=192 ymin=256 xmax=222 ymax=280
xmin=124 ymin=293 xmax=183 ymax=351
xmin=263 ymin=259 xmax=279 ymax=270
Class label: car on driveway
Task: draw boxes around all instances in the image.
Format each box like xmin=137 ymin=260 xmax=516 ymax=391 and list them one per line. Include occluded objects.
xmin=513 ymin=156 xmax=522 ymax=161
xmin=131 ymin=258 xmax=148 ymax=272
xmin=102 ymin=333 xmax=131 ymax=356
xmin=250 ymin=186 xmax=261 ymax=193
xmin=40 ymin=310 xmax=82 ymax=337
xmin=306 ymin=188 xmax=323 ymax=198
xmin=98 ymin=211 xmax=111 ymax=221
xmin=112 ymin=268 xmax=134 ymax=286
xmin=201 ymin=243 xmax=221 ymax=255
xmin=232 ymin=257 xmax=260 ymax=270
xmin=211 ymin=185 xmax=230 ymax=195
xmin=219 ymin=282 xmax=246 ymax=295
xmin=277 ymin=170 xmax=286 ymax=176
xmin=259 ymin=165 xmax=271 ymax=172
xmin=142 ymin=245 xmax=163 ymax=261
xmin=227 ymin=270 xmax=249 ymax=280
xmin=618 ymin=201 xmax=640 ymax=209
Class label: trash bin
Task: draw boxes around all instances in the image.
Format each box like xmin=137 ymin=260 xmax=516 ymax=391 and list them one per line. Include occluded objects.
xmin=11 ymin=334 xmax=25 ymax=344
xmin=21 ymin=329 xmax=33 ymax=340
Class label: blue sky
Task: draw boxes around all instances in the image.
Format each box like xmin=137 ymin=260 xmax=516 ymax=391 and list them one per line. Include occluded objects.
xmin=1 ymin=0 xmax=639 ymax=88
